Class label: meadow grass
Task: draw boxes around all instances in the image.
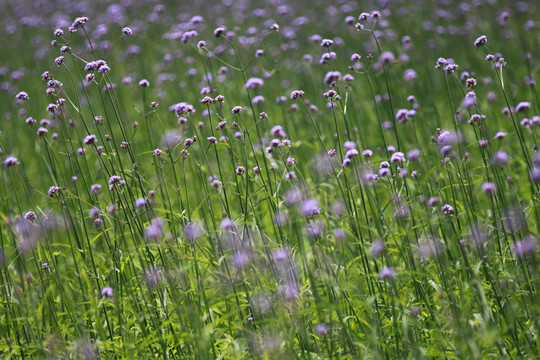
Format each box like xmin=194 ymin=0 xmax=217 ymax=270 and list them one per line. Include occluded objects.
xmin=0 ymin=0 xmax=539 ymax=358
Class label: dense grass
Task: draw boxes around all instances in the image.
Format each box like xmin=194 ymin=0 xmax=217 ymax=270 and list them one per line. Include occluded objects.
xmin=0 ymin=0 xmax=539 ymax=358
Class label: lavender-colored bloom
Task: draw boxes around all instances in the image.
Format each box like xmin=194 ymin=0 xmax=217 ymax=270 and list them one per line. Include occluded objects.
xmin=144 ymin=219 xmax=165 ymax=242
xmin=513 ymin=236 xmax=538 ymax=258
xmin=380 ymin=51 xmax=395 ymax=64
xmin=395 ymin=109 xmax=410 ymax=123
xmin=245 ymin=77 xmax=264 ymax=90
xmin=491 ymin=149 xmax=509 ymax=167
xmin=101 ymin=287 xmax=113 ymax=298
xmin=138 ymin=79 xmax=150 ymax=87
xmin=408 ymin=149 xmax=421 ymax=161
xmin=273 ymin=249 xmax=289 ymax=262
xmin=441 ymin=204 xmax=455 ymax=215
xmin=290 ymin=90 xmax=304 ymax=100
xmin=351 ymin=53 xmax=361 ymax=62
xmin=184 ymin=221 xmax=202 ymax=243
xmin=390 ymin=152 xmax=405 ymax=163
xmin=122 ymin=27 xmax=132 ymax=36
xmin=72 ymin=17 xmax=89 ymax=29
xmin=481 ymin=182 xmax=497 ymax=195
xmin=363 ymin=149 xmax=373 ymax=157
xmin=306 ymin=222 xmax=324 ymax=238
xmin=324 ymin=71 xmax=341 ymax=85
xmin=344 ymin=141 xmax=356 ymax=151
xmin=231 ymin=106 xmax=243 ymax=114
xmin=24 ymin=211 xmax=36 ymax=221
xmin=321 ymin=39 xmax=333 ymax=47
xmin=440 ymin=145 xmax=453 ymax=156
xmin=473 ymin=35 xmax=487 ymax=48
xmin=90 ymin=184 xmax=102 ymax=195
xmin=370 ymin=239 xmax=385 ymax=257
xmin=252 ymin=95 xmax=265 ymax=104
xmin=494 ymin=131 xmax=506 ymax=139
xmin=345 ymin=149 xmax=358 ymax=159
xmin=379 ymin=168 xmax=390 ymax=177
xmin=378 ymin=266 xmax=396 ymax=280
xmin=301 ymin=199 xmax=320 ymax=217
xmin=438 ymin=131 xmax=459 ymax=145
xmin=4 ymin=155 xmax=19 ymax=168
xmin=314 ymin=324 xmax=329 ymax=335
xmin=16 ymin=91 xmax=29 ymax=101
xmin=55 ymin=56 xmax=64 ymax=67
xmin=232 ymin=251 xmax=251 ymax=268
xmin=515 ymin=101 xmax=531 ymax=112
xmin=220 ymin=218 xmax=235 ymax=230
xmin=48 ymin=186 xmax=61 ymax=197
xmin=83 ymin=134 xmax=97 ymax=145
xmin=134 ymin=197 xmax=146 ymax=209
xmin=403 ymin=68 xmax=417 ymax=81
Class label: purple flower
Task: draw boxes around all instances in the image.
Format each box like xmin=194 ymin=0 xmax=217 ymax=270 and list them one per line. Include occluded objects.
xmin=83 ymin=135 xmax=97 ymax=145
xmin=481 ymin=182 xmax=497 ymax=195
xmin=252 ymin=95 xmax=265 ymax=104
xmin=408 ymin=149 xmax=421 ymax=161
xmin=134 ymin=198 xmax=146 ymax=209
xmin=122 ymin=27 xmax=132 ymax=36
xmin=273 ymin=249 xmax=289 ymax=262
xmin=101 ymin=287 xmax=113 ymax=298
xmin=378 ymin=266 xmax=396 ymax=280
xmin=306 ymin=222 xmax=324 ymax=238
xmin=221 ymin=218 xmax=235 ymax=230
xmin=314 ymin=324 xmax=329 ymax=335
xmin=320 ymin=38 xmax=333 ymax=47
xmin=24 ymin=211 xmax=36 ymax=221
xmin=513 ymin=236 xmax=537 ymax=258
xmin=390 ymin=152 xmax=405 ymax=163
xmin=491 ymin=149 xmax=509 ymax=167
xmin=515 ymin=102 xmax=531 ymax=113
xmin=324 ymin=71 xmax=341 ymax=86
xmin=245 ymin=77 xmax=264 ymax=90
xmin=109 ymin=175 xmax=122 ymax=185
xmin=138 ymin=79 xmax=150 ymax=87
xmin=232 ymin=251 xmax=251 ymax=268
xmin=72 ymin=16 xmax=89 ymax=29
xmin=290 ymin=90 xmax=304 ymax=100
xmin=4 ymin=155 xmax=19 ymax=168
xmin=55 ymin=56 xmax=64 ymax=67
xmin=370 ymin=239 xmax=385 ymax=257
xmin=144 ymin=219 xmax=165 ymax=242
xmin=214 ymin=27 xmax=226 ymax=38
xmin=48 ymin=186 xmax=61 ymax=197
xmin=16 ymin=91 xmax=29 ymax=101
xmin=301 ymin=199 xmax=320 ymax=217
xmin=351 ymin=53 xmax=361 ymax=62
xmin=441 ymin=204 xmax=455 ymax=215
xmin=473 ymin=35 xmax=487 ymax=48
xmin=380 ymin=51 xmax=395 ymax=64
xmin=236 ymin=166 xmax=245 ymax=175
xmin=344 ymin=141 xmax=356 ymax=151
xmin=184 ymin=221 xmax=203 ymax=243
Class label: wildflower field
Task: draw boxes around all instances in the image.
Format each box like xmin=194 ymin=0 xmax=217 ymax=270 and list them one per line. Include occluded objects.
xmin=1 ymin=0 xmax=539 ymax=358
